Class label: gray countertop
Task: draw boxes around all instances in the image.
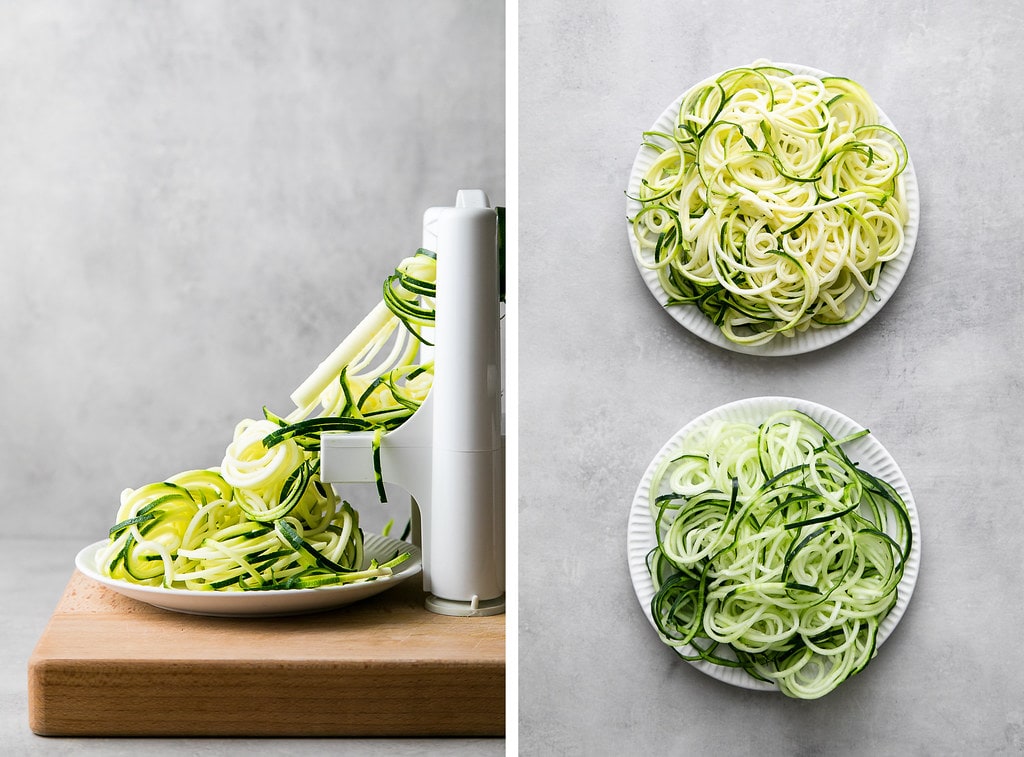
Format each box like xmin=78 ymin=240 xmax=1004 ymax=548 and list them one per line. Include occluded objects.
xmin=519 ymin=1 xmax=1024 ymax=755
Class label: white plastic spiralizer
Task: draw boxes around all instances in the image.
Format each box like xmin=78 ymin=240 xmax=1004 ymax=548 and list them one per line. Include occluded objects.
xmin=319 ymin=189 xmax=505 ymax=617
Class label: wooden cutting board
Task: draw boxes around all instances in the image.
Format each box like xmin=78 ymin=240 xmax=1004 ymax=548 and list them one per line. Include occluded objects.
xmin=28 ymin=571 xmax=505 ymax=737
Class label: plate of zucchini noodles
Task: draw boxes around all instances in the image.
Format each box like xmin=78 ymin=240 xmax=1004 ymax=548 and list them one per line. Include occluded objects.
xmin=76 ymin=250 xmax=437 ymax=616
xmin=627 ymin=396 xmax=920 ymax=698
xmin=77 ymin=532 xmax=422 ymax=617
xmin=626 ymin=61 xmax=919 ymax=354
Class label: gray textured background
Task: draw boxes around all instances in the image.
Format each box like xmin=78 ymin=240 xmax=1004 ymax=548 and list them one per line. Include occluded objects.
xmin=0 ymin=1 xmax=504 ymax=753
xmin=520 ymin=1 xmax=1023 ymax=755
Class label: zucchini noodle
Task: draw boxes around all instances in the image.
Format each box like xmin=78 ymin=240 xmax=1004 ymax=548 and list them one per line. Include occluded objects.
xmin=630 ymin=63 xmax=910 ymax=345
xmin=97 ymin=249 xmax=437 ymax=591
xmin=647 ymin=410 xmax=912 ymax=699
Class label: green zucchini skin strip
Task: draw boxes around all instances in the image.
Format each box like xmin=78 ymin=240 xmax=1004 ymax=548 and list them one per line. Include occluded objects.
xmin=262 ymin=417 xmax=380 ymax=450
xmin=647 ymin=409 xmax=911 ymax=699
xmin=275 ymin=519 xmax=358 ymax=574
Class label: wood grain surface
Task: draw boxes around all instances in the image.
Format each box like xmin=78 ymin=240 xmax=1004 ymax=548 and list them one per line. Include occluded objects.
xmin=28 ymin=571 xmax=505 ymax=737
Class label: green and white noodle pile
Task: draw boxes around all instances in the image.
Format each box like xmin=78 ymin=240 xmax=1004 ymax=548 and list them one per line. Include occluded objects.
xmin=630 ymin=63 xmax=910 ymax=345
xmin=98 ymin=250 xmax=437 ymax=591
xmin=647 ymin=410 xmax=912 ymax=699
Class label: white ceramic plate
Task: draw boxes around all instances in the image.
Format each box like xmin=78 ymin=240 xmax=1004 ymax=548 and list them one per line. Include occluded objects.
xmin=626 ymin=62 xmax=920 ymax=356
xmin=627 ymin=396 xmax=921 ymax=692
xmin=76 ymin=532 xmax=422 ymax=617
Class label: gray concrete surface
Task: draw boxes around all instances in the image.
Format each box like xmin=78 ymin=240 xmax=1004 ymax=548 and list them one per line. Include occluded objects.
xmin=519 ymin=1 xmax=1024 ymax=755
xmin=0 ymin=1 xmax=504 ymax=753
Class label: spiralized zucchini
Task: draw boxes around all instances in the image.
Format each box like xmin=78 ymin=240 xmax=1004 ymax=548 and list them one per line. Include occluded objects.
xmin=647 ymin=410 xmax=912 ymax=699
xmin=97 ymin=250 xmax=437 ymax=591
xmin=631 ymin=63 xmax=910 ymax=345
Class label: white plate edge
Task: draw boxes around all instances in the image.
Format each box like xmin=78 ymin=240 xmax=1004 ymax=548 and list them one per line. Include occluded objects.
xmin=75 ymin=532 xmax=423 ymax=614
